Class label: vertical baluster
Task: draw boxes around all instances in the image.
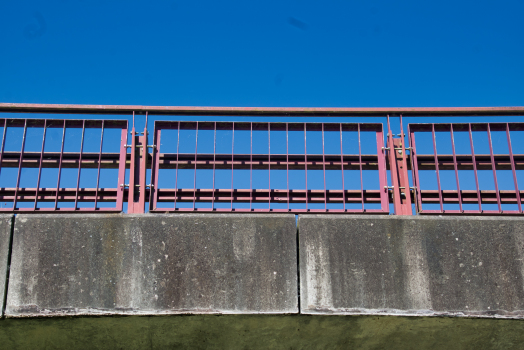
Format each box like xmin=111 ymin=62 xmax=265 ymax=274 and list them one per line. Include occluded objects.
xmin=409 ymin=127 xmax=423 ymax=213
xmin=358 ymin=123 xmax=364 ymax=211
xmin=74 ymin=120 xmax=86 ymax=210
xmin=506 ymin=123 xmax=521 ymax=212
xmin=268 ymin=123 xmax=271 ymax=211
xmin=212 ymin=122 xmax=216 ymax=211
xmin=193 ymin=122 xmax=198 ymax=210
xmin=174 ymin=122 xmax=180 ymax=210
xmin=487 ymin=124 xmax=502 ymax=212
xmin=450 ymin=124 xmax=462 ymax=212
xmin=468 ymin=124 xmax=482 ymax=212
xmin=0 ymin=120 xmax=7 ymax=209
xmin=13 ymin=119 xmax=28 ymax=210
xmin=340 ymin=123 xmax=345 ymax=211
xmin=54 ymin=121 xmax=66 ymax=210
xmin=286 ymin=123 xmax=290 ymax=211
xmin=304 ymin=123 xmax=308 ymax=211
xmin=322 ymin=123 xmax=327 ymax=211
xmin=94 ymin=121 xmax=104 ymax=210
xmin=230 ymin=123 xmax=234 ymax=211
xmin=34 ymin=120 xmax=48 ymax=210
xmin=432 ymin=124 xmax=444 ymax=212
xmin=250 ymin=122 xmax=253 ymax=211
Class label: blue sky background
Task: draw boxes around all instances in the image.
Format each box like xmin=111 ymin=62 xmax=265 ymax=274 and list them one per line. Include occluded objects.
xmin=0 ymin=0 xmax=523 ymax=212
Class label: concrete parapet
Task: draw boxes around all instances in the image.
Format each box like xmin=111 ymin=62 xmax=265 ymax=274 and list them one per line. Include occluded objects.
xmin=0 ymin=215 xmax=13 ymax=316
xmin=6 ymin=214 xmax=298 ymax=317
xmin=299 ymin=215 xmax=524 ymax=318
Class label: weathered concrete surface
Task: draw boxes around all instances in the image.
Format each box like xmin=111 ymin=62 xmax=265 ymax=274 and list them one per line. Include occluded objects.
xmin=6 ymin=214 xmax=297 ymax=317
xmin=1 ymin=315 xmax=524 ymax=349
xmin=0 ymin=215 xmax=13 ymax=316
xmin=299 ymin=215 xmax=524 ymax=318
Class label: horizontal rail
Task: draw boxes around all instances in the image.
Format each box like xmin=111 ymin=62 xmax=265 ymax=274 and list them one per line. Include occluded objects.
xmin=419 ymin=190 xmax=524 ymax=204
xmin=415 ymin=154 xmax=524 ymax=170
xmin=4 ymin=152 xmax=524 ymax=171
xmin=1 ymin=103 xmax=524 ymax=116
xmin=157 ymin=154 xmax=381 ymax=170
xmin=0 ymin=152 xmax=121 ymax=168
xmin=155 ymin=188 xmax=383 ymax=203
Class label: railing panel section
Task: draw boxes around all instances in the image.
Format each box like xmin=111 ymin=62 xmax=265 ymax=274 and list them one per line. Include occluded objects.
xmin=409 ymin=123 xmax=524 ymax=215
xmin=151 ymin=121 xmax=389 ymax=213
xmin=0 ymin=118 xmax=127 ymax=212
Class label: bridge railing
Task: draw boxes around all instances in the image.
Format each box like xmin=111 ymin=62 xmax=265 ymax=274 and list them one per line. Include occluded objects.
xmin=0 ymin=103 xmax=523 ymax=215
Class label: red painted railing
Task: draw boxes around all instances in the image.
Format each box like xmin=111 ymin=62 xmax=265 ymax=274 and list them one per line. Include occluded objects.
xmin=409 ymin=123 xmax=524 ymax=215
xmin=0 ymin=103 xmax=523 ymax=214
xmin=150 ymin=121 xmax=388 ymax=213
xmin=0 ymin=118 xmax=126 ymax=212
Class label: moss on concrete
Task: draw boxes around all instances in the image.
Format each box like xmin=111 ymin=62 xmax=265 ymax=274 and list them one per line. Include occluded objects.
xmin=1 ymin=315 xmax=524 ymax=349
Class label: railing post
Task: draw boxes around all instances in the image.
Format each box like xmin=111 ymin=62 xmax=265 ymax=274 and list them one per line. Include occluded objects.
xmin=127 ymin=112 xmax=147 ymax=213
xmin=387 ymin=115 xmax=412 ymax=215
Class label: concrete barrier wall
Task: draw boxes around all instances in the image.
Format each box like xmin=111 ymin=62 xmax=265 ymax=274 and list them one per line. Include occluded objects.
xmin=6 ymin=214 xmax=298 ymax=317
xmin=299 ymin=215 xmax=524 ymax=318
xmin=0 ymin=215 xmax=13 ymax=316
xmin=5 ymin=213 xmax=524 ymax=320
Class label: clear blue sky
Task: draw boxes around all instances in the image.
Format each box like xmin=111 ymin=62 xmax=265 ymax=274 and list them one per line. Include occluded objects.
xmin=1 ymin=0 xmax=523 ymax=107
xmin=0 ymin=0 xmax=523 ymax=213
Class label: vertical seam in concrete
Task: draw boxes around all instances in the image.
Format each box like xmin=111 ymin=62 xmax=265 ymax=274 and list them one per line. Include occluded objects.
xmin=2 ymin=215 xmax=15 ymax=318
xmin=296 ymin=216 xmax=301 ymax=313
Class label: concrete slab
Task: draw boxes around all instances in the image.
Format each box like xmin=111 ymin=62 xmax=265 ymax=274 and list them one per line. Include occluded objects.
xmin=6 ymin=214 xmax=297 ymax=317
xmin=0 ymin=215 xmax=13 ymax=316
xmin=299 ymin=215 xmax=524 ymax=318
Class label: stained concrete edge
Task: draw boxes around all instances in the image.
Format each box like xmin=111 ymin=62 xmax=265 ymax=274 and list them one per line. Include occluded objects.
xmin=0 ymin=215 xmax=13 ymax=317
xmin=299 ymin=215 xmax=524 ymax=319
xmin=7 ymin=214 xmax=298 ymax=317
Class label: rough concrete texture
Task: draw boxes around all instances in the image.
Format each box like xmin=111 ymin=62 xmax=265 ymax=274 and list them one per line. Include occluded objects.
xmin=6 ymin=214 xmax=297 ymax=317
xmin=1 ymin=315 xmax=524 ymax=349
xmin=0 ymin=215 xmax=13 ymax=316
xmin=299 ymin=215 xmax=524 ymax=318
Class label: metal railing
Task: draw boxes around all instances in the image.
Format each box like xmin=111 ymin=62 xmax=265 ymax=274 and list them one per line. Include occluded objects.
xmin=409 ymin=122 xmax=524 ymax=215
xmin=0 ymin=103 xmax=523 ymax=215
xmin=150 ymin=121 xmax=388 ymax=213
xmin=0 ymin=118 xmax=126 ymax=212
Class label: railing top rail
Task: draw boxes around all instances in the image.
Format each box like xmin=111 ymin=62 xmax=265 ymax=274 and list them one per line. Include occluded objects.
xmin=0 ymin=118 xmax=127 ymax=128
xmin=1 ymin=103 xmax=524 ymax=117
xmin=154 ymin=120 xmax=384 ymax=131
